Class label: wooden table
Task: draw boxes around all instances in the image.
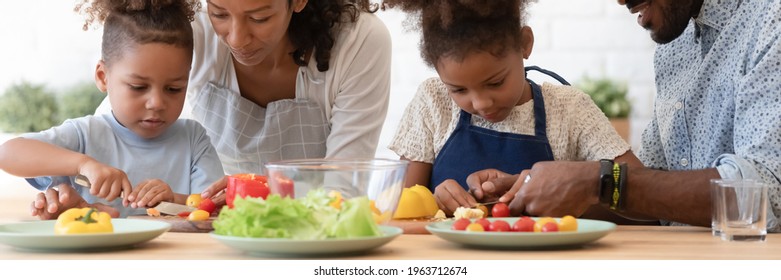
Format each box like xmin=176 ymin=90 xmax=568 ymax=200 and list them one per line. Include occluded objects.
xmin=1 ymin=196 xmax=779 ymax=260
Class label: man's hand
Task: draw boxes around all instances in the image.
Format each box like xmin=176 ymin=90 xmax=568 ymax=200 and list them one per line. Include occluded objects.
xmin=30 ymin=183 xmax=119 ymax=220
xmin=507 ymin=161 xmax=601 ymax=217
xmin=465 ymin=169 xmax=518 ymax=202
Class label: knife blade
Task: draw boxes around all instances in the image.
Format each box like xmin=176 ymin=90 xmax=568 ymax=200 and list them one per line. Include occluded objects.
xmin=472 ymin=201 xmax=500 ymax=208
xmin=153 ymin=201 xmax=196 ymax=216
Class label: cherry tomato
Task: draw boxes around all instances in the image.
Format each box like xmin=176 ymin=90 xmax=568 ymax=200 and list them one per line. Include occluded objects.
xmin=541 ymin=222 xmax=559 ymax=232
xmin=452 ymin=218 xmax=471 ymax=231
xmin=177 ymin=211 xmax=191 ymax=218
xmin=475 ymin=218 xmax=491 ymax=229
xmin=465 ymin=223 xmax=485 ymax=232
xmin=534 ymin=217 xmax=556 ymax=232
xmin=188 ymin=209 xmax=210 ymax=221
xmin=197 ymin=198 xmax=217 ymax=214
xmin=512 ymin=216 xmax=535 ymax=232
xmin=491 ymin=203 xmax=510 ymax=217
xmin=488 ymin=220 xmax=511 ymax=232
xmin=476 ymin=205 xmax=489 ymax=218
xmin=185 ymin=194 xmax=203 ymax=208
xmin=558 ymin=215 xmax=578 ymax=232
xmin=226 ymin=174 xmax=270 ymax=208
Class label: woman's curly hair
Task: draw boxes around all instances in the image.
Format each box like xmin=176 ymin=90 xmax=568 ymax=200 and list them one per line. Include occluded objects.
xmin=289 ymin=0 xmax=378 ymax=72
xmin=75 ymin=0 xmax=201 ymax=66
xmin=382 ymin=0 xmax=534 ymax=68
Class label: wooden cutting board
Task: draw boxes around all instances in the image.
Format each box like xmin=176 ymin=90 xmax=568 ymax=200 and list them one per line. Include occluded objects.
xmin=129 ymin=215 xmax=215 ymax=233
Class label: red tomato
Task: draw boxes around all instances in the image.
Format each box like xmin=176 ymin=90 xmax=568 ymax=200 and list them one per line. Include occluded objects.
xmin=541 ymin=222 xmax=559 ymax=232
xmin=512 ymin=216 xmax=535 ymax=232
xmin=197 ymin=198 xmax=217 ymax=214
xmin=488 ymin=220 xmax=511 ymax=232
xmin=177 ymin=211 xmax=191 ymax=218
xmin=475 ymin=218 xmax=491 ymax=229
xmin=491 ymin=203 xmax=510 ymax=217
xmin=226 ymin=174 xmax=270 ymax=208
xmin=451 ymin=218 xmax=471 ymax=231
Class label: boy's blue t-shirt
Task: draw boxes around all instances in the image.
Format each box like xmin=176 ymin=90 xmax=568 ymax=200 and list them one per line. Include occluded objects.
xmin=21 ymin=113 xmax=225 ymax=217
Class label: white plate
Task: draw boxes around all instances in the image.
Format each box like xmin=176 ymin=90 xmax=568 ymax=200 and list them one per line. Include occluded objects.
xmin=0 ymin=219 xmax=170 ymax=251
xmin=426 ymin=218 xmax=616 ymax=249
xmin=211 ymin=226 xmax=402 ymax=256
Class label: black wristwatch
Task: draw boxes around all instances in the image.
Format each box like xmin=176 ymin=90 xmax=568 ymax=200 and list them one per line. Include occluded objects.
xmin=598 ymin=159 xmax=614 ymax=206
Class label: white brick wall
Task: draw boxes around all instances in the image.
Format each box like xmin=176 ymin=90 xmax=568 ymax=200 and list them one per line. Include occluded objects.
xmin=0 ymin=0 xmax=657 ymax=158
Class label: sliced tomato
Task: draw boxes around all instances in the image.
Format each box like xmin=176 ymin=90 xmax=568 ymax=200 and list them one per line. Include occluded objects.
xmin=226 ymin=174 xmax=270 ymax=208
xmin=197 ymin=198 xmax=217 ymax=214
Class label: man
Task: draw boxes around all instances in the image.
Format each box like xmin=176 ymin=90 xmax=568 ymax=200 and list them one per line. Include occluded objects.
xmin=468 ymin=0 xmax=781 ymax=230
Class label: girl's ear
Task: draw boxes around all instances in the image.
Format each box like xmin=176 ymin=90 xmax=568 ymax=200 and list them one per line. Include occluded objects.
xmin=292 ymin=0 xmax=308 ymax=13
xmin=520 ymin=26 xmax=534 ymax=59
xmin=94 ymin=61 xmax=108 ymax=93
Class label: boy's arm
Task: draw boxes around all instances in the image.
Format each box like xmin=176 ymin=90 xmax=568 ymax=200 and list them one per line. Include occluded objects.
xmin=0 ymin=137 xmax=91 ymax=178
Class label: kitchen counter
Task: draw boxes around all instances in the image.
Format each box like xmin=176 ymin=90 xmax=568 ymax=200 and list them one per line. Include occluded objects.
xmin=1 ymin=196 xmax=778 ymax=260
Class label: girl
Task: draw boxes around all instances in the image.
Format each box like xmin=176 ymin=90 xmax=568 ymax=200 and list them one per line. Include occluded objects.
xmin=383 ymin=0 xmax=643 ymax=215
xmin=0 ymin=0 xmax=224 ymax=218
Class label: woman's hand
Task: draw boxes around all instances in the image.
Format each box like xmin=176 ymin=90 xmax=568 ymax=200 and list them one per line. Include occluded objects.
xmin=433 ymin=179 xmax=478 ymax=216
xmin=200 ymin=175 xmax=228 ymax=207
xmin=128 ymin=179 xmax=174 ymax=208
xmin=31 ymin=183 xmax=119 ymax=220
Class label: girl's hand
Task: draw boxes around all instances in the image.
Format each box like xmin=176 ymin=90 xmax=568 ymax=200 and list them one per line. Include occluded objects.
xmin=433 ymin=179 xmax=478 ymax=216
xmin=128 ymin=179 xmax=174 ymax=208
xmin=78 ymin=159 xmax=132 ymax=204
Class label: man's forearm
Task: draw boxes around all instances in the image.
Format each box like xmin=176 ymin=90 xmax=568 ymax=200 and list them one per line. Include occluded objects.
xmin=623 ymin=167 xmax=720 ymax=227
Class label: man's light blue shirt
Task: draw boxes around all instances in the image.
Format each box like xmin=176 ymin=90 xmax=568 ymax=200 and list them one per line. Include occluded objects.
xmin=640 ymin=0 xmax=781 ymax=231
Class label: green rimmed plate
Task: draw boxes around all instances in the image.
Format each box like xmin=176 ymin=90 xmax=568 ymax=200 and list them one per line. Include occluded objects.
xmin=211 ymin=225 xmax=402 ymax=256
xmin=0 ymin=219 xmax=170 ymax=251
xmin=426 ymin=217 xmax=616 ymax=249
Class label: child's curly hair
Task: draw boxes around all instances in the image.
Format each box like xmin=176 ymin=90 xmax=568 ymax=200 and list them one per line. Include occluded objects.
xmin=75 ymin=0 xmax=201 ymax=66
xmin=382 ymin=0 xmax=535 ymax=68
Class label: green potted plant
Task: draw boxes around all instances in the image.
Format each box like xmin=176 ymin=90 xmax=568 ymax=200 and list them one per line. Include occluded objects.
xmin=576 ymin=77 xmax=632 ymax=141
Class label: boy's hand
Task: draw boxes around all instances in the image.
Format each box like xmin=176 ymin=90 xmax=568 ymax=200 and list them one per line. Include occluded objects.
xmin=128 ymin=179 xmax=173 ymax=208
xmin=31 ymin=183 xmax=119 ymax=220
xmin=433 ymin=179 xmax=478 ymax=216
xmin=78 ymin=159 xmax=132 ymax=204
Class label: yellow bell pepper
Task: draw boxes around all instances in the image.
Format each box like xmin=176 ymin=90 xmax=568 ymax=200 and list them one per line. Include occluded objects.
xmin=393 ymin=184 xmax=440 ymax=219
xmin=54 ymin=207 xmax=113 ymax=234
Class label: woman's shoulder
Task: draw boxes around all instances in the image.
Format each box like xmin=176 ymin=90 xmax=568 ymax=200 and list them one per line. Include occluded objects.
xmin=329 ymin=12 xmax=391 ymax=58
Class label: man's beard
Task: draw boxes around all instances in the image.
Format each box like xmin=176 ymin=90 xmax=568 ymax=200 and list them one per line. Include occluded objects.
xmin=650 ymin=0 xmax=698 ymax=44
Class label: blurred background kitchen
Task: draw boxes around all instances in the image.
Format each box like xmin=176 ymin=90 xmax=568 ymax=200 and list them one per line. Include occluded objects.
xmin=0 ymin=0 xmax=656 ymax=199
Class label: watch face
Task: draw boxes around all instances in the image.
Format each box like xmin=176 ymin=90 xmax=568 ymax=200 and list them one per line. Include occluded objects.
xmin=599 ymin=160 xmax=615 ymax=204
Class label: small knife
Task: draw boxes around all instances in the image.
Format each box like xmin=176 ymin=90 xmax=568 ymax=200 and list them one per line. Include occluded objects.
xmin=153 ymin=201 xmax=196 ymax=216
xmin=472 ymin=201 xmax=500 ymax=208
